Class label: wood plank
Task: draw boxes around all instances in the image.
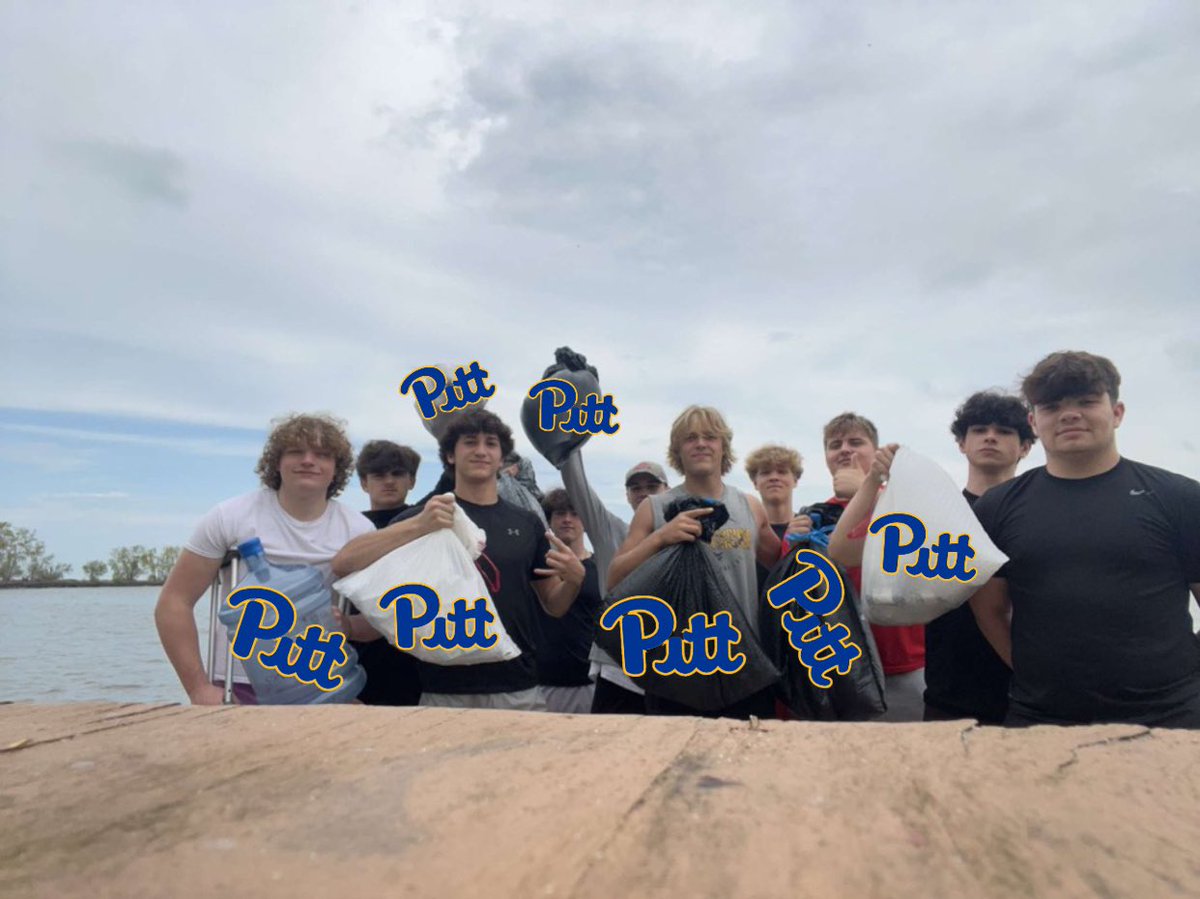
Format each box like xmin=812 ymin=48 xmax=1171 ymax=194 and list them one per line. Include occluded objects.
xmin=0 ymin=703 xmax=1196 ymax=898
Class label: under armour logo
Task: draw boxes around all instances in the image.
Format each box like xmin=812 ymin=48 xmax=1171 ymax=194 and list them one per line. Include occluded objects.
xmin=1129 ymin=489 xmax=1150 ymax=496
xmin=507 ymin=528 xmax=520 ymax=536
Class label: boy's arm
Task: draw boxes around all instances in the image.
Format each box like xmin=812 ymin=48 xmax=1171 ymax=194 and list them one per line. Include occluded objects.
xmin=560 ymin=451 xmax=627 ymax=584
xmin=747 ymin=494 xmax=782 ymax=566
xmin=969 ymin=577 xmax=1013 ymax=668
xmin=606 ymin=501 xmax=712 ymax=592
xmin=331 ymin=495 xmax=455 ymax=577
xmin=533 ymin=532 xmax=586 ymax=618
xmin=828 ymin=443 xmax=898 ymax=569
xmin=154 ymin=549 xmax=227 ymax=705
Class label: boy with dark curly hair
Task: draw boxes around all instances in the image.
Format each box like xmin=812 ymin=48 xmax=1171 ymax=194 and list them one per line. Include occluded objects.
xmin=924 ymin=390 xmax=1034 ymax=724
xmin=334 ymin=409 xmax=584 ymax=711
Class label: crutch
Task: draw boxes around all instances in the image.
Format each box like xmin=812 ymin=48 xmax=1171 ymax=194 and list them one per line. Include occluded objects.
xmin=205 ymin=550 xmax=242 ymax=705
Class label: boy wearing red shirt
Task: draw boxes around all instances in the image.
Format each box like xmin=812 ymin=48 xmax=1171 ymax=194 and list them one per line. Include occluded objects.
xmin=820 ymin=412 xmax=926 ymax=721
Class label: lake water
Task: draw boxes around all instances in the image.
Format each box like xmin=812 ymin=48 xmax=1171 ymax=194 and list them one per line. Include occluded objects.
xmin=2 ymin=586 xmax=1198 ymax=704
xmin=0 ymin=586 xmax=208 ymax=704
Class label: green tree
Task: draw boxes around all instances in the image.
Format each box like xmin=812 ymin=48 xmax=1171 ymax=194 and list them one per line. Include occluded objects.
xmin=149 ymin=546 xmax=181 ymax=581
xmin=107 ymin=545 xmax=181 ymax=582
xmin=108 ymin=545 xmax=149 ymax=582
xmin=29 ymin=556 xmax=71 ymax=580
xmin=82 ymin=560 xmax=108 ymax=582
xmin=0 ymin=523 xmax=23 ymax=580
xmin=0 ymin=523 xmax=70 ymax=582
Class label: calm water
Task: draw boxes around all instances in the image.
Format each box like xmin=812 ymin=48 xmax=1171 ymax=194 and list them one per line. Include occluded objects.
xmin=0 ymin=586 xmax=209 ymax=704
xmin=2 ymin=586 xmax=1198 ymax=704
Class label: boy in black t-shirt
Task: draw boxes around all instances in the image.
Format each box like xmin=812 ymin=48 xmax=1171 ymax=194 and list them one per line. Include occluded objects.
xmin=535 ymin=489 xmax=602 ymax=713
xmin=923 ymin=391 xmax=1034 ymax=725
xmin=334 ymin=411 xmax=584 ymax=711
xmin=356 ymin=440 xmax=421 ymax=528
xmin=969 ymin=351 xmax=1200 ymax=728
xmin=350 ymin=440 xmax=424 ymax=706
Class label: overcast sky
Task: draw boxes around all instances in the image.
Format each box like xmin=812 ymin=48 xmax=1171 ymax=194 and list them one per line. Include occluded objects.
xmin=2 ymin=1 xmax=1198 ymax=571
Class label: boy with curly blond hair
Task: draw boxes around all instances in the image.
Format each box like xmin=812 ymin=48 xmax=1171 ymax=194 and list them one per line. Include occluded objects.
xmin=155 ymin=413 xmax=373 ymax=705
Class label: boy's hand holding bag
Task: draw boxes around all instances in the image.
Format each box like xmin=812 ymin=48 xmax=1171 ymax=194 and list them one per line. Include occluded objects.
xmin=861 ymin=448 xmax=1008 ymax=626
xmin=333 ymin=495 xmax=521 ymax=665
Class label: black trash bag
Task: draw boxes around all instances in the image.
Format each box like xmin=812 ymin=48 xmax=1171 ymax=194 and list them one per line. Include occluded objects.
xmin=521 ymin=347 xmax=602 ymax=469
xmin=595 ymin=499 xmax=779 ymax=712
xmin=759 ymin=538 xmax=886 ymax=720
xmin=798 ymin=500 xmax=843 ymax=537
xmin=663 ymin=494 xmax=729 ymax=541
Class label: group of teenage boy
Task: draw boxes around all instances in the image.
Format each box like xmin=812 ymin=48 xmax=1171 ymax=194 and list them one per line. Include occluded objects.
xmin=154 ymin=349 xmax=1200 ymax=728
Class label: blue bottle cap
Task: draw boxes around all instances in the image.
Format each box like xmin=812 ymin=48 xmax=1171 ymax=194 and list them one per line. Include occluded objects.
xmin=237 ymin=537 xmax=265 ymax=558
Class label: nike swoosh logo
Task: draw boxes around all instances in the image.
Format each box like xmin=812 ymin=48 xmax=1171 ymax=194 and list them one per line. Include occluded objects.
xmin=1129 ymin=489 xmax=1149 ymax=496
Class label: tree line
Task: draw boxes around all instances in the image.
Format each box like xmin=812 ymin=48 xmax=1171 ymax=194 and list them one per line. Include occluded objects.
xmin=1 ymin=522 xmax=181 ymax=584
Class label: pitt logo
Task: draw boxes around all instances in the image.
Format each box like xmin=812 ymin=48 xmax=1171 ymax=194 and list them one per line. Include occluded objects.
xmin=868 ymin=512 xmax=977 ymax=582
xmin=401 ymin=362 xmax=495 ymax=420
xmin=527 ymin=378 xmax=619 ymax=436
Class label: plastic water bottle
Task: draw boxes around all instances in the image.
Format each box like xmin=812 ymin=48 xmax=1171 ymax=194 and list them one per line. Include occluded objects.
xmin=216 ymin=538 xmax=366 ymax=704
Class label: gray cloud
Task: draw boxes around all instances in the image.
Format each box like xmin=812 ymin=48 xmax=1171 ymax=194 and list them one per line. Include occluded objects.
xmin=3 ymin=0 xmax=1200 ymax=571
xmin=1166 ymin=340 xmax=1200 ymax=372
xmin=374 ymin=2 xmax=1200 ymax=321
xmin=52 ymin=140 xmax=188 ymax=206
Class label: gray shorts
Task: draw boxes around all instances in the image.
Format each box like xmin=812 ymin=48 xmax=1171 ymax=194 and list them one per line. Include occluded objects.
xmin=542 ymin=683 xmax=596 ymax=714
xmin=878 ymin=668 xmax=926 ymax=722
xmin=419 ymin=687 xmax=546 ymax=712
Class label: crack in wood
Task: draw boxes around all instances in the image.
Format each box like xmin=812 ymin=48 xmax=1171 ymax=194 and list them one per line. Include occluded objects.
xmin=1053 ymin=728 xmax=1153 ymax=776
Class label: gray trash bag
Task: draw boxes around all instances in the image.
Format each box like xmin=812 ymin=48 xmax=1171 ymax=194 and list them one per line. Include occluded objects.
xmin=498 ymin=470 xmax=547 ymax=527
xmin=521 ymin=347 xmax=601 ymax=469
xmin=408 ymin=362 xmax=493 ymax=442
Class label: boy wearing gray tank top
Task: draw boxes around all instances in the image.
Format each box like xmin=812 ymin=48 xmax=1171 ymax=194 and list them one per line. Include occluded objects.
xmin=607 ymin=405 xmax=782 ymax=718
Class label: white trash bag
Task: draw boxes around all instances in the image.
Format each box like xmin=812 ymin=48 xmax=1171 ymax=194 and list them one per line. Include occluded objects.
xmin=333 ymin=496 xmax=521 ymax=665
xmin=410 ymin=363 xmax=490 ymax=441
xmin=861 ymin=448 xmax=1007 ymax=626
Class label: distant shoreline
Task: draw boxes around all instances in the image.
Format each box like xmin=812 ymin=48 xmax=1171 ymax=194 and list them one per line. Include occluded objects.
xmin=0 ymin=580 xmax=165 ymax=590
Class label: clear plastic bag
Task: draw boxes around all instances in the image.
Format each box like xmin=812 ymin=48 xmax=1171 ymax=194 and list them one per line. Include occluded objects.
xmin=861 ymin=447 xmax=1008 ymax=626
xmin=333 ymin=499 xmax=521 ymax=665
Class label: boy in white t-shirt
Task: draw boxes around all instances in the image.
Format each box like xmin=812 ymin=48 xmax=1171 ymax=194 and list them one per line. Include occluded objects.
xmin=154 ymin=413 xmax=373 ymax=705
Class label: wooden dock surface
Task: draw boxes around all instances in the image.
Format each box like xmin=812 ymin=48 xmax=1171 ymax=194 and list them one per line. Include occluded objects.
xmin=1 ymin=702 xmax=1197 ymax=898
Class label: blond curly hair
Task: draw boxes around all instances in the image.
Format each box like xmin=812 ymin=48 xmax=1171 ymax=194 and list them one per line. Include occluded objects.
xmin=255 ymin=413 xmax=354 ymax=499
xmin=744 ymin=444 xmax=803 ymax=481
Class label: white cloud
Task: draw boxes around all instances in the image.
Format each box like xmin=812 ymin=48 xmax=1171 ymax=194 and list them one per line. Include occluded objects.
xmin=2 ymin=0 xmax=1198 ymax=573
xmin=0 ymin=424 xmax=259 ymax=458
xmin=0 ymin=440 xmax=93 ymax=473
